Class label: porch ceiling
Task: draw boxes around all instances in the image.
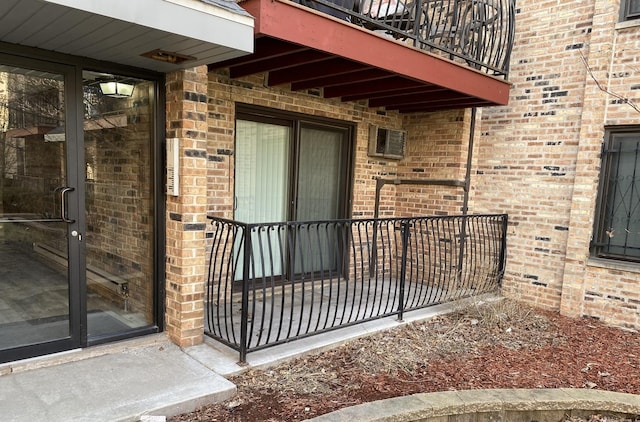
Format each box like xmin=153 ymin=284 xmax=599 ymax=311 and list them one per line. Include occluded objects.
xmin=209 ymin=0 xmax=511 ymax=113
xmin=0 ymin=0 xmax=254 ymax=73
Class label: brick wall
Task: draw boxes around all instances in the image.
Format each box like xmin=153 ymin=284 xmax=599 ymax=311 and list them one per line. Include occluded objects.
xmin=165 ymin=66 xmax=209 ymax=347
xmin=473 ymin=0 xmax=595 ymax=309
xmin=205 ymin=70 xmax=405 ymax=222
xmin=477 ymin=0 xmax=640 ymax=329
xmin=205 ymin=71 xmax=471 ymax=223
xmin=397 ymin=109 xmax=470 ymax=217
xmin=167 ymin=1 xmax=640 ymax=347
xmin=563 ymin=2 xmax=640 ymax=327
xmin=197 ymin=71 xmax=471 ymax=339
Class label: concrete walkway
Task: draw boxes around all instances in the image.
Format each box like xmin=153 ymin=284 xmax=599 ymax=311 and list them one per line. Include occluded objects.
xmin=3 ymin=294 xmax=640 ymax=422
xmin=0 ymin=335 xmax=235 ymax=422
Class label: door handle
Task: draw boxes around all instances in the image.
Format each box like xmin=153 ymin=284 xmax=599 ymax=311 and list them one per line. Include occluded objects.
xmin=59 ymin=187 xmax=75 ymax=223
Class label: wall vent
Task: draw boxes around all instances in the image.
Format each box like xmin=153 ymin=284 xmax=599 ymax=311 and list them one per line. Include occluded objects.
xmin=368 ymin=125 xmax=406 ymax=160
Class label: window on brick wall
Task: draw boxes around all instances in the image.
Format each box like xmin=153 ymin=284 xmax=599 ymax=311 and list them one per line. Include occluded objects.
xmin=621 ymin=0 xmax=640 ymax=21
xmin=593 ymin=127 xmax=640 ymax=262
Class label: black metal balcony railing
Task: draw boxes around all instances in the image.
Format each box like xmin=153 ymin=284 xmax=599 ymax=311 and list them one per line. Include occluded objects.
xmin=205 ymin=214 xmax=507 ymax=362
xmin=295 ymin=0 xmax=514 ymax=77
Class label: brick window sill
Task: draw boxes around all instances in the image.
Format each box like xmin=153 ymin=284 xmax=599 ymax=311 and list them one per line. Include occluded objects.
xmin=588 ymin=257 xmax=640 ymax=274
xmin=616 ymin=19 xmax=640 ymax=31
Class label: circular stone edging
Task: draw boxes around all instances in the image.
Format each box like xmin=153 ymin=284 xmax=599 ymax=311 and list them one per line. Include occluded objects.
xmin=305 ymin=388 xmax=640 ymax=422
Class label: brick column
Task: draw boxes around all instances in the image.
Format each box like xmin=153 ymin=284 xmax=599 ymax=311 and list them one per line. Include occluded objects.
xmin=559 ymin=2 xmax=617 ymax=318
xmin=164 ymin=65 xmax=209 ymax=347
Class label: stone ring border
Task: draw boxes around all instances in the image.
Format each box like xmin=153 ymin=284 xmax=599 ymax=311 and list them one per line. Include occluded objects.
xmin=305 ymin=388 xmax=640 ymax=421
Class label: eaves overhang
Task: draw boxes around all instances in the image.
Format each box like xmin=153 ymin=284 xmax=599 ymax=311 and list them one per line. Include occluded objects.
xmin=211 ymin=0 xmax=510 ymax=113
xmin=0 ymin=0 xmax=254 ymax=73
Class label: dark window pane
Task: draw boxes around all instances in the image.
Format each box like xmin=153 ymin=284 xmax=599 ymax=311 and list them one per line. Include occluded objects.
xmin=626 ymin=0 xmax=640 ymax=18
xmin=594 ymin=130 xmax=640 ymax=261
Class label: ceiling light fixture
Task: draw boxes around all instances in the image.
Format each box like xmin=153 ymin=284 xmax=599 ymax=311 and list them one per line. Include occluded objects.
xmin=99 ymin=81 xmax=135 ymax=98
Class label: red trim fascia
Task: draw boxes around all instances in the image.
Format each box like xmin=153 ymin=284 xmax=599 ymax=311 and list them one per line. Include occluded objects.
xmin=241 ymin=0 xmax=510 ymax=105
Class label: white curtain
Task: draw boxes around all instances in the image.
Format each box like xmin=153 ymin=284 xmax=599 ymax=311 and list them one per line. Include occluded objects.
xmin=235 ymin=120 xmax=290 ymax=224
xmin=296 ymin=127 xmax=342 ymax=222
xmin=235 ymin=120 xmax=290 ymax=278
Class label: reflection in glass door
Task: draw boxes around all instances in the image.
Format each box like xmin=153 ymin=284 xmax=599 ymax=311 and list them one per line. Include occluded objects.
xmin=0 ymin=62 xmax=75 ymax=355
xmin=82 ymin=71 xmax=156 ymax=340
xmin=295 ymin=125 xmax=346 ymax=274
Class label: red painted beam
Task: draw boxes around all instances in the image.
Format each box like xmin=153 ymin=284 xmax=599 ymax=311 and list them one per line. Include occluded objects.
xmin=397 ymin=100 xmax=490 ymax=113
xmin=326 ymin=77 xmax=436 ymax=99
xmin=291 ymin=68 xmax=392 ymax=91
xmin=267 ymin=58 xmax=370 ymax=86
xmin=342 ymin=85 xmax=446 ymax=102
xmin=209 ymin=37 xmax=306 ymax=70
xmin=230 ymin=50 xmax=333 ymax=78
xmin=241 ymin=0 xmax=510 ymax=105
xmin=369 ymin=90 xmax=470 ymax=108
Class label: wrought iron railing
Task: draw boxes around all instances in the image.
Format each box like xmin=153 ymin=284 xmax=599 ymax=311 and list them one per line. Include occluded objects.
xmin=294 ymin=0 xmax=514 ymax=77
xmin=205 ymin=214 xmax=507 ymax=362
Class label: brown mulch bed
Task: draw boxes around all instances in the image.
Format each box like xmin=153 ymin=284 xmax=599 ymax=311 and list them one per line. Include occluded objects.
xmin=170 ymin=299 xmax=640 ymax=422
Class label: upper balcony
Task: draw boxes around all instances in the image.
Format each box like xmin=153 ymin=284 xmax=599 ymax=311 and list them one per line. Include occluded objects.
xmin=211 ymin=0 xmax=515 ymax=112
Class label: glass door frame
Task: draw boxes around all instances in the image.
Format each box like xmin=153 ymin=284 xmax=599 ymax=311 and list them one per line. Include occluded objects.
xmin=0 ymin=52 xmax=83 ymax=363
xmin=78 ymin=62 xmax=166 ymax=347
xmin=0 ymin=42 xmax=166 ymax=364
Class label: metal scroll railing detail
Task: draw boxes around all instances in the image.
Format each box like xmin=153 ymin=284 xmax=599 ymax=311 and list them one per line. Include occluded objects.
xmin=295 ymin=0 xmax=515 ymax=77
xmin=205 ymin=214 xmax=508 ymax=362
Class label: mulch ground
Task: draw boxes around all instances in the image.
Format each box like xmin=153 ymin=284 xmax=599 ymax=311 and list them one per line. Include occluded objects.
xmin=170 ymin=299 xmax=640 ymax=422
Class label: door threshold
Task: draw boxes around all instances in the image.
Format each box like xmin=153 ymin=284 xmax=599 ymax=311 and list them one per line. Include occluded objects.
xmin=0 ymin=333 xmax=167 ymax=376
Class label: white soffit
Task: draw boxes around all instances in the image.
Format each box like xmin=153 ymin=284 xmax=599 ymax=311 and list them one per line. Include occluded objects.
xmin=0 ymin=0 xmax=254 ymax=72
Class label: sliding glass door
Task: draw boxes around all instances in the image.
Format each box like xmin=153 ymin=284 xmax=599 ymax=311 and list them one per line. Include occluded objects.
xmin=235 ymin=119 xmax=291 ymax=278
xmin=296 ymin=126 xmax=344 ymax=222
xmin=234 ymin=108 xmax=352 ymax=279
xmin=294 ymin=125 xmax=347 ymax=274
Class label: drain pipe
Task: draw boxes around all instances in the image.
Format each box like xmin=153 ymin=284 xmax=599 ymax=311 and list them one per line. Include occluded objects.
xmin=457 ymin=107 xmax=478 ymax=278
xmin=461 ymin=107 xmax=477 ymax=216
xmin=373 ymin=178 xmax=466 ymax=220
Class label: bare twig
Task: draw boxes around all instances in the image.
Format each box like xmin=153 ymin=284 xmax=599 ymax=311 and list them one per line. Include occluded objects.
xmin=578 ymin=49 xmax=640 ymax=114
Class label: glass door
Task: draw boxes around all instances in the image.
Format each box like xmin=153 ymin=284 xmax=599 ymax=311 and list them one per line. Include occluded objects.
xmin=234 ymin=112 xmax=352 ymax=280
xmin=82 ymin=71 xmax=157 ymax=340
xmin=0 ymin=58 xmax=80 ymax=361
xmin=0 ymin=57 xmax=159 ymax=364
xmin=235 ymin=119 xmax=291 ymax=279
xmin=294 ymin=124 xmax=347 ymax=275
